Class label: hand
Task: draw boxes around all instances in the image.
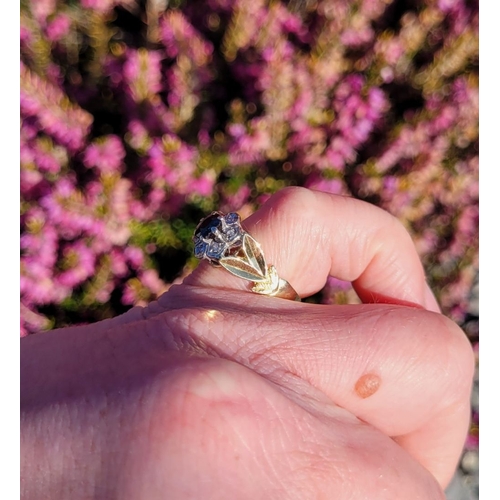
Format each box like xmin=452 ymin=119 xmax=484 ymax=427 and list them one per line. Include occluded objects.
xmin=21 ymin=188 xmax=474 ymax=499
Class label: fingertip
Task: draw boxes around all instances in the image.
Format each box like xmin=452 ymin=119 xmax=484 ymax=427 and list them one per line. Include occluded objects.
xmin=424 ymin=283 xmax=441 ymax=313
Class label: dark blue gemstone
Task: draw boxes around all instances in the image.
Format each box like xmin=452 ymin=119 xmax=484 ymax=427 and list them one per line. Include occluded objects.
xmin=225 ymin=212 xmax=239 ymax=224
xmin=194 ymin=241 xmax=208 ymax=259
xmin=197 ymin=214 xmax=222 ymax=239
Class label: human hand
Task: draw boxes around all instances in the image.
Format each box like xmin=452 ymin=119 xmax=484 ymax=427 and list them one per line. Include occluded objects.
xmin=21 ymin=188 xmax=474 ymax=499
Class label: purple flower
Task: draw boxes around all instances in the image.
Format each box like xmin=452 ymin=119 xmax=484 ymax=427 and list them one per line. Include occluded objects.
xmin=124 ymin=247 xmax=145 ymax=270
xmin=57 ymin=242 xmax=96 ymax=288
xmin=80 ymin=0 xmax=114 ymax=14
xmin=83 ymin=135 xmax=126 ymax=174
xmin=123 ymin=49 xmax=163 ymax=102
xmin=30 ymin=0 xmax=56 ymax=24
xmin=21 ymin=64 xmax=93 ymax=152
xmin=305 ymin=175 xmax=347 ymax=196
xmin=190 ymin=171 xmax=216 ymax=197
xmin=45 ymin=13 xmax=71 ymax=42
xmin=228 ymin=119 xmax=270 ymax=166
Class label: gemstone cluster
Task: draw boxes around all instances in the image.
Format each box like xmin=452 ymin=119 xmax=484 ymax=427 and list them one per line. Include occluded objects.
xmin=193 ymin=212 xmax=244 ymax=263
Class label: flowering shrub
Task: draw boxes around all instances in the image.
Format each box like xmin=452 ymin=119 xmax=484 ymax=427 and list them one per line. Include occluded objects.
xmin=20 ymin=0 xmax=478 ymax=336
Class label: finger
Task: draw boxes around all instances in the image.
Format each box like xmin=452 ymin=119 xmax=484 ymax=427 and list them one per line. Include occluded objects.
xmin=185 ymin=187 xmax=440 ymax=311
xmin=153 ymin=351 xmax=446 ymax=500
xmin=160 ymin=287 xmax=474 ymax=488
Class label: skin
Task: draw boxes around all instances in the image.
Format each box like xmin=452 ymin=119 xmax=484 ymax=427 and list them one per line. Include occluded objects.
xmin=21 ymin=188 xmax=475 ymax=499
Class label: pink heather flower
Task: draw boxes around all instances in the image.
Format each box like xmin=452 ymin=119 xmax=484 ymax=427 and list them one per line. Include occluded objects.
xmin=129 ymin=199 xmax=150 ymax=221
xmin=21 ymin=65 xmax=93 ymax=152
xmin=383 ymin=39 xmax=405 ymax=66
xmin=380 ymin=66 xmax=394 ymax=83
xmin=124 ymin=246 xmax=144 ymax=269
xmin=140 ymin=269 xmax=164 ymax=295
xmin=145 ymin=136 xmax=198 ymax=192
xmin=228 ymin=120 xmax=271 ymax=166
xmin=197 ymin=129 xmax=211 ymax=148
xmin=160 ymin=22 xmax=180 ymax=59
xmin=57 ymin=242 xmax=96 ymax=288
xmin=340 ymin=27 xmax=374 ymax=47
xmin=21 ymin=259 xmax=52 ymax=285
xmin=189 ymin=170 xmax=216 ymax=197
xmin=122 ymin=279 xmax=140 ymax=305
xmin=45 ymin=62 xmax=65 ymax=86
xmin=20 ymin=303 xmax=52 ymax=336
xmin=94 ymin=281 xmax=114 ymax=303
xmin=227 ymin=123 xmax=246 ymax=138
xmin=360 ymin=0 xmax=389 ymax=18
xmin=81 ymin=0 xmax=115 ymax=14
xmin=149 ymin=186 xmax=167 ymax=205
xmin=382 ymin=176 xmax=399 ymax=196
xmin=261 ymin=40 xmax=294 ymax=63
xmin=38 ymin=184 xmax=95 ymax=239
xmin=367 ymin=87 xmax=387 ymax=116
xmin=55 ymin=177 xmax=74 ymax=197
xmin=336 ymin=74 xmax=364 ymax=99
xmin=429 ymin=106 xmax=458 ymax=134
xmin=325 ymin=79 xmax=385 ymax=167
xmin=281 ymin=11 xmax=307 ymax=40
xmin=20 ymin=25 xmax=32 ymax=45
xmin=146 ymin=141 xmax=178 ymax=185
xmin=20 ymin=169 xmax=44 ymax=193
xmin=291 ymin=92 xmax=313 ymax=120
xmin=109 ymin=249 xmax=128 ymax=278
xmin=123 ymin=49 xmax=163 ymax=102
xmin=457 ymin=206 xmax=479 ymax=236
xmin=222 ymin=183 xmax=252 ymax=211
xmin=22 ymin=264 xmax=70 ymax=305
xmin=83 ymin=135 xmax=126 ymax=173
xmin=326 ymin=137 xmax=356 ymax=168
xmin=30 ymin=0 xmax=56 ymax=24
xmin=33 ymin=146 xmax=63 ymax=174
xmin=20 ymin=142 xmax=35 ymax=166
xmin=356 ymin=118 xmax=374 ymax=142
xmin=305 ymin=175 xmax=347 ymax=196
xmin=108 ymin=178 xmax=133 ymax=222
xmin=160 ymin=10 xmax=213 ymax=65
xmin=324 ymin=149 xmax=345 ymax=171
xmin=126 ymin=120 xmax=151 ymax=151
xmin=21 ymin=223 xmax=58 ymax=269
xmin=438 ymin=0 xmax=458 ymax=12
xmin=20 ymin=318 xmax=28 ymax=338
xmin=21 ymin=120 xmax=38 ymax=141
xmin=46 ymin=13 xmax=72 ymax=42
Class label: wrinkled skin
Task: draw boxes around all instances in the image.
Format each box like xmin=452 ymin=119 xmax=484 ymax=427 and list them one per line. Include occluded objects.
xmin=21 ymin=188 xmax=474 ymax=499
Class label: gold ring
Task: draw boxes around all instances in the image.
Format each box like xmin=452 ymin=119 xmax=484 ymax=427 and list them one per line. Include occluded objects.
xmin=193 ymin=211 xmax=300 ymax=301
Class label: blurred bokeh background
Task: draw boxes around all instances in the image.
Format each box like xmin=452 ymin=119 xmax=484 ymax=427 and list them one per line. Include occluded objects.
xmin=20 ymin=0 xmax=478 ymax=495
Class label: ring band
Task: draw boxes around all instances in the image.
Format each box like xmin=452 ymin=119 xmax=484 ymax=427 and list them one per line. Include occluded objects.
xmin=193 ymin=211 xmax=300 ymax=301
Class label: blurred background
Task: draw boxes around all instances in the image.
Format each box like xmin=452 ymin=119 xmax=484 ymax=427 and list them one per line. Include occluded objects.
xmin=20 ymin=0 xmax=478 ymax=496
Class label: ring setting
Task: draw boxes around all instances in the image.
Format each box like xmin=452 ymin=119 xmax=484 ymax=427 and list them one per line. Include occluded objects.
xmin=193 ymin=211 xmax=300 ymax=301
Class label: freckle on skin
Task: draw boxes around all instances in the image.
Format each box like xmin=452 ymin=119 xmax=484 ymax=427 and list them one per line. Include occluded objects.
xmin=354 ymin=373 xmax=381 ymax=399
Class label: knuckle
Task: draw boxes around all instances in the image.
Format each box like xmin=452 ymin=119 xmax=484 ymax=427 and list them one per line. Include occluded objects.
xmin=266 ymin=186 xmax=321 ymax=226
